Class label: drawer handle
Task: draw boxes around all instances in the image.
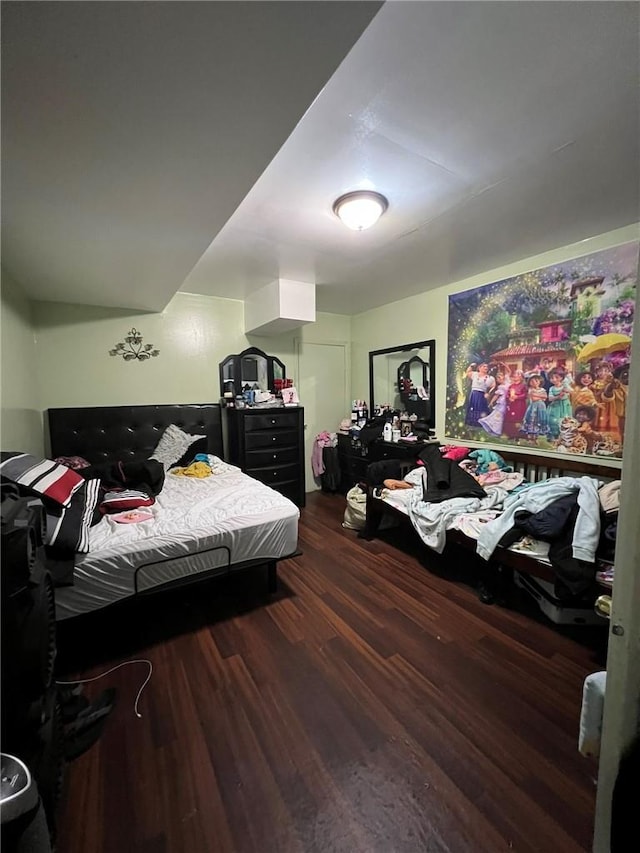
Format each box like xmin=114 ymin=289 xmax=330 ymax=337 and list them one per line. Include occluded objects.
xmin=272 ymin=436 xmax=276 ymax=442
xmin=271 ymin=419 xmax=276 ymax=424
xmin=273 ymin=454 xmax=277 ymax=459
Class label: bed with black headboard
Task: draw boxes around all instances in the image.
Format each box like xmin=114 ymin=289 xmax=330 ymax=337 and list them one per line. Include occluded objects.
xmin=45 ymin=403 xmax=300 ymax=620
xmin=47 ymin=403 xmax=224 ymax=464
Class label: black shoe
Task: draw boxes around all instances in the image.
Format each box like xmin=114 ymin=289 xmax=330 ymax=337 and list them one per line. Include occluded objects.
xmin=478 ymin=582 xmax=496 ymax=605
xmin=59 ymin=684 xmax=89 ymax=723
xmin=63 ymin=688 xmax=116 ymax=761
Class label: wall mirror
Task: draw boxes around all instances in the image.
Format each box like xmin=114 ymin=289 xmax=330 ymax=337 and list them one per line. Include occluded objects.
xmin=369 ymin=340 xmax=435 ymax=425
xmin=219 ymin=346 xmax=286 ymax=396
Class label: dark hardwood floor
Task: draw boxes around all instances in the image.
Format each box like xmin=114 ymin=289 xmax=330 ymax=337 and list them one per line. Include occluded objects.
xmin=55 ymin=491 xmax=605 ymax=853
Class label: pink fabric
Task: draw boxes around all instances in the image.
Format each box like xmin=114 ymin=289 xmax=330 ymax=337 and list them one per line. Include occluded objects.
xmin=440 ymin=445 xmax=469 ymax=461
xmin=312 ymin=442 xmax=325 ymax=477
xmin=111 ymin=509 xmax=154 ymax=524
xmin=54 ymin=455 xmax=91 ymax=470
xmin=312 ymin=431 xmax=336 ymax=477
xmin=476 ymin=469 xmax=508 ymax=486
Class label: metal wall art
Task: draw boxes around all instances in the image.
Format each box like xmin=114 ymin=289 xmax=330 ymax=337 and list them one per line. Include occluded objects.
xmin=109 ymin=328 xmax=159 ymax=361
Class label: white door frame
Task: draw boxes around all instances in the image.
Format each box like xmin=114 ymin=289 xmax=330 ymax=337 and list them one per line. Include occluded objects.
xmin=593 ymin=283 xmax=640 ymax=851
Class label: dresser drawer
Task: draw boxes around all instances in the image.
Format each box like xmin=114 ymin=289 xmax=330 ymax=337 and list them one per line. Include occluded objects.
xmin=245 ymin=429 xmax=298 ymax=450
xmin=242 ymin=411 xmax=300 ymax=431
xmin=245 ymin=446 xmax=299 ymax=468
xmin=247 ymin=463 xmax=300 ymax=485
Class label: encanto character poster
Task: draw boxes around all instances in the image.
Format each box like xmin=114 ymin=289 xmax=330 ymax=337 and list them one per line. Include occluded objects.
xmin=445 ymin=241 xmax=639 ymax=458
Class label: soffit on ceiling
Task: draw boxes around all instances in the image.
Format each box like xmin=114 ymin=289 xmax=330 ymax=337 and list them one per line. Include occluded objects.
xmin=182 ymin=0 xmax=640 ymax=315
xmin=1 ymin=0 xmax=382 ymax=311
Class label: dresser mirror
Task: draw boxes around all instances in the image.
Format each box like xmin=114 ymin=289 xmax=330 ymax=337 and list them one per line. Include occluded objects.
xmin=369 ymin=339 xmax=435 ymax=425
xmin=219 ymin=346 xmax=286 ymax=397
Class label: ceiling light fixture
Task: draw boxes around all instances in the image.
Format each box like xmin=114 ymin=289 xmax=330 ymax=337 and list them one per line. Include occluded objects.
xmin=332 ymin=190 xmax=388 ymax=231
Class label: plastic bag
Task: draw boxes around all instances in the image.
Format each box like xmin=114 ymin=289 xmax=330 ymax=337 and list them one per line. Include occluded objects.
xmin=342 ymin=485 xmax=367 ymax=530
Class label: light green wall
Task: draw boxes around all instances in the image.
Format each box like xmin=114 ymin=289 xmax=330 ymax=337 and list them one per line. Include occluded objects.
xmin=352 ymin=224 xmax=640 ymax=440
xmin=29 ymin=291 xmax=351 ymax=491
xmin=0 ymin=270 xmax=43 ymax=454
xmin=32 ymin=290 xmax=349 ymax=409
xmin=32 ymin=292 xmax=350 ymax=489
xmin=20 ymin=223 xmax=640 ymax=461
xmin=33 ymin=293 xmax=243 ymax=409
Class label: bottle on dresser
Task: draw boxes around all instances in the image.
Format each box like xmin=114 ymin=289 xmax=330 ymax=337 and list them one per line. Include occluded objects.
xmin=352 ymin=399 xmax=368 ymax=427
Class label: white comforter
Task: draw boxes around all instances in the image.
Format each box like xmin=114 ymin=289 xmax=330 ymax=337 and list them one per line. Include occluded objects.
xmin=56 ymin=455 xmax=299 ymax=620
xmin=88 ymin=455 xmax=294 ymax=556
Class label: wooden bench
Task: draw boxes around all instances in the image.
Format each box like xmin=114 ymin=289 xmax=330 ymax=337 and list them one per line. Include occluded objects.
xmin=363 ymin=447 xmax=619 ymax=585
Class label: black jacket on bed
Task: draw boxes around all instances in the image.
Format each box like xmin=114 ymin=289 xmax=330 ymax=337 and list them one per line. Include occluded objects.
xmin=418 ymin=444 xmax=486 ymax=503
xmin=80 ymin=459 xmax=165 ymax=497
xmin=81 ymin=459 xmax=165 ymax=524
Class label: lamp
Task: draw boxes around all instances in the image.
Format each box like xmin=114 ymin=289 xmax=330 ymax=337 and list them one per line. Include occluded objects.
xmin=332 ymin=190 xmax=388 ymax=231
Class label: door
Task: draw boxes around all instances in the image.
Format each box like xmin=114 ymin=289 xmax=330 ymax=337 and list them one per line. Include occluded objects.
xmin=295 ymin=339 xmax=350 ymax=494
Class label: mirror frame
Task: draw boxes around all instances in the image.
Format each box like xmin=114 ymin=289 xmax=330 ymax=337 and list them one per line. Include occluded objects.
xmin=369 ymin=339 xmax=436 ymax=425
xmin=219 ymin=346 xmax=286 ymax=397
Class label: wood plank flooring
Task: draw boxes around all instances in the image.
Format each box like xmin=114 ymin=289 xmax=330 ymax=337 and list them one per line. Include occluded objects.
xmin=55 ymin=491 xmax=605 ymax=853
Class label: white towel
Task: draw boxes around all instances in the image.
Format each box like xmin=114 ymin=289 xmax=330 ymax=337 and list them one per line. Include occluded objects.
xmin=579 ymin=671 xmax=607 ymax=758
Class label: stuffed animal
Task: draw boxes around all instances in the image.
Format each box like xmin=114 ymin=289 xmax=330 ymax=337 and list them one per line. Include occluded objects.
xmin=468 ymin=448 xmax=512 ymax=474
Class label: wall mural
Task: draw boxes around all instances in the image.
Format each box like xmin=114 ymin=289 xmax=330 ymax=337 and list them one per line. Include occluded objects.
xmin=445 ymin=241 xmax=639 ymax=458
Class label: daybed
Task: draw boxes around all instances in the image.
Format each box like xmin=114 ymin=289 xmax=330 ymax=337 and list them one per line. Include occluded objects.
xmin=363 ymin=444 xmax=619 ymax=594
xmin=38 ymin=403 xmax=300 ymax=620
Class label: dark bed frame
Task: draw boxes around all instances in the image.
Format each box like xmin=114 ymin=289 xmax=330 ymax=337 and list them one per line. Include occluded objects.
xmin=46 ymin=403 xmax=224 ymax=464
xmin=363 ymin=445 xmax=620 ymax=585
xmin=46 ymin=403 xmax=297 ymax=611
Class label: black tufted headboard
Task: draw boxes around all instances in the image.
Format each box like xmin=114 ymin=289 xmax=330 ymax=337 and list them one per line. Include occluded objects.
xmin=47 ymin=403 xmax=223 ymax=465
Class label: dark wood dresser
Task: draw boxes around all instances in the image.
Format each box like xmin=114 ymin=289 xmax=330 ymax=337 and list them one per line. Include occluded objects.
xmin=337 ymin=433 xmax=436 ymax=491
xmin=222 ymin=406 xmax=305 ymax=507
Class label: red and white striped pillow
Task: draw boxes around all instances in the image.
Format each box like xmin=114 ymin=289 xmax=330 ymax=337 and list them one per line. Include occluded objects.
xmin=0 ymin=453 xmax=84 ymax=507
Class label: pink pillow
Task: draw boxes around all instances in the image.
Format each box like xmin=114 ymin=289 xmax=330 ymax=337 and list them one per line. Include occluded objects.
xmin=440 ymin=445 xmax=469 ymax=461
xmin=54 ymin=455 xmax=91 ymax=471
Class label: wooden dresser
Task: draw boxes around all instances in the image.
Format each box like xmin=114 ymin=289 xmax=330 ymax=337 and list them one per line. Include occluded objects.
xmin=222 ymin=406 xmax=305 ymax=507
xmin=337 ymin=433 xmax=436 ymax=491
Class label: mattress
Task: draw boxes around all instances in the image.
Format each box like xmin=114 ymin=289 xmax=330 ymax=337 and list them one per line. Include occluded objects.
xmin=55 ymin=456 xmax=299 ymax=620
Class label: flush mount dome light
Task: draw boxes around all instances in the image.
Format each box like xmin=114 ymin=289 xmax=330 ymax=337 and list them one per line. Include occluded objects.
xmin=332 ymin=190 xmax=388 ymax=231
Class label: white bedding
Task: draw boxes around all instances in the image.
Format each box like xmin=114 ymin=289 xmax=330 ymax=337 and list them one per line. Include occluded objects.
xmin=55 ymin=456 xmax=299 ymax=620
xmin=376 ymin=468 xmax=550 ymax=561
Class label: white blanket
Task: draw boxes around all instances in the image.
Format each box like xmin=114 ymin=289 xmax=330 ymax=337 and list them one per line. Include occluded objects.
xmin=407 ymin=486 xmax=509 ymax=554
xmin=55 ymin=455 xmax=299 ymax=620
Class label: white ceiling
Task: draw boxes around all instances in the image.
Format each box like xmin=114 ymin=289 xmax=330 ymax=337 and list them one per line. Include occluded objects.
xmin=1 ymin=0 xmax=381 ymax=311
xmin=2 ymin=1 xmax=639 ymax=317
